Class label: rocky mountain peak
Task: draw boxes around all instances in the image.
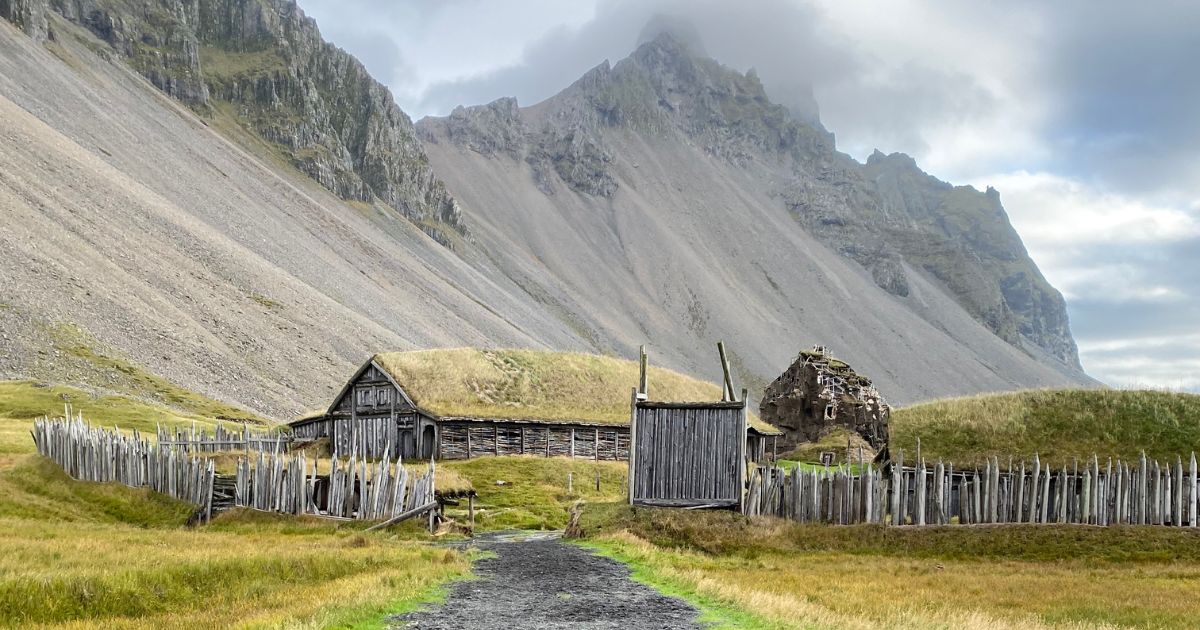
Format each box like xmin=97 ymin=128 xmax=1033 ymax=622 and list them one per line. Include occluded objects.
xmin=7 ymin=0 xmax=467 ymax=245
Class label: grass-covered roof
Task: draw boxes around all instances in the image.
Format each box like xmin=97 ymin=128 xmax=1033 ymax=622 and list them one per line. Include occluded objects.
xmin=370 ymin=348 xmax=778 ymax=433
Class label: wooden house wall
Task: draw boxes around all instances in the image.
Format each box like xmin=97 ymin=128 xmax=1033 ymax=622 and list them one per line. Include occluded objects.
xmin=291 ymin=419 xmax=330 ymax=441
xmin=437 ymin=420 xmax=629 ymax=461
xmin=324 ymin=362 xmax=437 ymax=460
xmin=630 ymin=403 xmax=745 ymax=508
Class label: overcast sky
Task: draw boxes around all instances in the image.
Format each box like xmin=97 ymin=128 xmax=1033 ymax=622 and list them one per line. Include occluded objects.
xmin=297 ymin=0 xmax=1199 ymax=392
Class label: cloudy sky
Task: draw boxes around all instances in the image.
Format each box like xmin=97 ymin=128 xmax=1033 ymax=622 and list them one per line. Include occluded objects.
xmin=297 ymin=0 xmax=1199 ymax=392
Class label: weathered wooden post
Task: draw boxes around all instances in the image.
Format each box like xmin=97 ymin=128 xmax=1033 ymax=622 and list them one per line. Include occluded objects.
xmin=717 ymin=342 xmax=736 ymax=403
xmin=1028 ymin=454 xmax=1040 ymax=524
xmin=1190 ymin=453 xmax=1197 ymax=527
xmin=1174 ymin=456 xmax=1184 ymax=526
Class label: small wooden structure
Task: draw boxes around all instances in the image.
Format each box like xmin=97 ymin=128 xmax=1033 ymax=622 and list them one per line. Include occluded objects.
xmin=628 ymin=343 xmax=761 ymax=510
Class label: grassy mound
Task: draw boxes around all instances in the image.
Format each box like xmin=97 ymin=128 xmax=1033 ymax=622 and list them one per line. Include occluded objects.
xmin=372 ymin=348 xmax=777 ymax=431
xmin=891 ymin=389 xmax=1200 ymax=465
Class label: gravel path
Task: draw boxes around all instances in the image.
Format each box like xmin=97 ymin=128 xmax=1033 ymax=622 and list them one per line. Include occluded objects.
xmin=390 ymin=531 xmax=701 ymax=629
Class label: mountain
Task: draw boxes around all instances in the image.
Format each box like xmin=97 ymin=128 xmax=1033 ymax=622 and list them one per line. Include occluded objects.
xmin=419 ymin=34 xmax=1080 ymax=371
xmin=0 ymin=1 xmax=1092 ymax=420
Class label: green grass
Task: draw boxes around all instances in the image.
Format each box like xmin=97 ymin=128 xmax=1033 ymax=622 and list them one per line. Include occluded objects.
xmin=441 ymin=456 xmax=627 ymax=530
xmin=781 ymin=426 xmax=875 ymax=466
xmin=373 ymin=348 xmax=777 ymax=431
xmin=892 ymin=389 xmax=1200 ymax=465
xmin=580 ymin=504 xmax=1200 ymax=629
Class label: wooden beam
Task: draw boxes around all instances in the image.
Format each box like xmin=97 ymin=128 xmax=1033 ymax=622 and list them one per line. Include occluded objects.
xmin=737 ymin=389 xmax=749 ymax=513
xmin=638 ymin=344 xmax=648 ymax=396
xmin=718 ymin=341 xmax=736 ymax=402
xmin=364 ymin=501 xmax=438 ymax=532
xmin=627 ymin=387 xmax=638 ymax=505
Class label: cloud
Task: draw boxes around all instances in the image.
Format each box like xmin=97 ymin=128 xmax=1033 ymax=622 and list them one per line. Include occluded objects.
xmin=1033 ymin=1 xmax=1200 ymax=203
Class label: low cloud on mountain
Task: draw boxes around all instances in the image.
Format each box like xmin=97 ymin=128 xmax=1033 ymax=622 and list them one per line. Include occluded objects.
xmin=297 ymin=0 xmax=1199 ymax=391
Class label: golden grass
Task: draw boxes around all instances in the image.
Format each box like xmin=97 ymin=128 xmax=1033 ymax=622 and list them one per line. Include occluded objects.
xmin=583 ymin=506 xmax=1200 ymax=629
xmin=0 ymin=454 xmax=470 ymax=628
xmin=892 ymin=389 xmax=1200 ymax=465
xmin=372 ymin=348 xmax=777 ymax=431
xmin=0 ymin=381 xmax=472 ymax=627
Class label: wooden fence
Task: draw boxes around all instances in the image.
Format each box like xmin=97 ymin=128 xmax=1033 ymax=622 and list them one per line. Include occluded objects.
xmin=32 ymin=413 xmax=437 ymax=529
xmin=32 ymin=415 xmax=216 ymax=521
xmin=156 ymin=424 xmax=291 ymax=452
xmin=231 ymin=443 xmax=437 ymax=522
xmin=745 ymin=449 xmax=1200 ymax=527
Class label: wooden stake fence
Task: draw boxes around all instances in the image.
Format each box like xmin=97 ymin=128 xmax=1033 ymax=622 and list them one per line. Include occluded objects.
xmin=32 ymin=412 xmax=437 ymax=530
xmin=232 ymin=441 xmax=437 ymax=524
xmin=156 ymin=423 xmax=290 ymax=452
xmin=32 ymin=414 xmax=216 ymax=521
xmin=745 ymin=450 xmax=1200 ymax=527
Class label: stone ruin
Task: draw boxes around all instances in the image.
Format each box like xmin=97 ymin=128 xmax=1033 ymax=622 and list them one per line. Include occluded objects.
xmin=759 ymin=346 xmax=890 ymax=457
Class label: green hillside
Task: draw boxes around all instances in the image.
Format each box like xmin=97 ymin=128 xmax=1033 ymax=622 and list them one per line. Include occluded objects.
xmin=891 ymin=389 xmax=1200 ymax=466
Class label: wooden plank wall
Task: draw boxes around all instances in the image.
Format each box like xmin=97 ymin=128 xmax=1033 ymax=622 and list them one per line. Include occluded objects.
xmin=630 ymin=404 xmax=745 ymax=508
xmin=436 ymin=421 xmax=629 ymax=461
xmin=331 ymin=416 xmax=397 ymax=459
xmin=744 ymin=451 xmax=1200 ymax=527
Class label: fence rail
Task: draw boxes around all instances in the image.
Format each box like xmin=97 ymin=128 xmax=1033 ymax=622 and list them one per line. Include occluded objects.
xmin=746 ymin=449 xmax=1200 ymax=527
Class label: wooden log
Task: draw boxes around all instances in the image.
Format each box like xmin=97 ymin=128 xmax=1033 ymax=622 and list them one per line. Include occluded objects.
xmin=363 ymin=501 xmax=439 ymax=532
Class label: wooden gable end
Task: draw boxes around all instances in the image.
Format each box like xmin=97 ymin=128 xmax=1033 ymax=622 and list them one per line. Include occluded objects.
xmin=330 ymin=361 xmax=413 ymax=417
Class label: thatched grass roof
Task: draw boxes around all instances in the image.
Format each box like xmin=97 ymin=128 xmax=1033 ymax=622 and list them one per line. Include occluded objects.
xmin=369 ymin=348 xmax=779 ymax=434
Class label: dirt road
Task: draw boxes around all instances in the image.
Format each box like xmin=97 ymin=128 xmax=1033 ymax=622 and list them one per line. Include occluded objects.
xmin=390 ymin=531 xmax=701 ymax=629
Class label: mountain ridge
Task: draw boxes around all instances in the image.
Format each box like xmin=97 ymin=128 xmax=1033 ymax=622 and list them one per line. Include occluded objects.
xmin=0 ymin=3 xmax=1093 ymax=422
xmin=420 ymin=32 xmax=1080 ymax=370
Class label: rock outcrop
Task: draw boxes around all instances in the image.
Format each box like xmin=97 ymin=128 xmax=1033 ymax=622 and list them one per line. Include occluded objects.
xmin=0 ymin=0 xmax=47 ymax=40
xmin=16 ymin=0 xmax=465 ymax=243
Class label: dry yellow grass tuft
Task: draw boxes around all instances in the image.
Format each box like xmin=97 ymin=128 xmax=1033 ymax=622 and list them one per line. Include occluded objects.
xmin=371 ymin=348 xmax=777 ymax=431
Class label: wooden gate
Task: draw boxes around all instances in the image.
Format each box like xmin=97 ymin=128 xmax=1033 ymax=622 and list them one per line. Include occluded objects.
xmin=628 ymin=399 xmax=747 ymax=509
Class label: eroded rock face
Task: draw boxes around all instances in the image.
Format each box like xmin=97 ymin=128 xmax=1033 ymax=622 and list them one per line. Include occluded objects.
xmin=1 ymin=0 xmax=48 ymax=40
xmin=10 ymin=0 xmax=465 ymax=243
xmin=760 ymin=347 xmax=891 ymax=452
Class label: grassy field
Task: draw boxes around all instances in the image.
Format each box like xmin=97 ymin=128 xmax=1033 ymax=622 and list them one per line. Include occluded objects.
xmin=890 ymin=389 xmax=1200 ymax=465
xmin=0 ymin=380 xmax=471 ymax=628
xmin=441 ymin=456 xmax=627 ymax=530
xmin=580 ymin=504 xmax=1200 ymax=629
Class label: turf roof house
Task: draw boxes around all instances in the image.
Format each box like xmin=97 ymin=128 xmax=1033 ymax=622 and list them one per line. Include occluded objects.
xmin=760 ymin=346 xmax=891 ymax=454
xmin=289 ymin=348 xmax=781 ymax=461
